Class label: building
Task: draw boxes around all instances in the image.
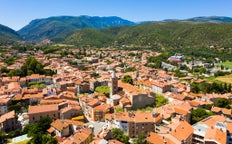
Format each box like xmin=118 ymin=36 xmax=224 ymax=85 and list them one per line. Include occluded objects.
xmin=118 ymin=81 xmax=155 ymax=110
xmin=151 ymin=81 xmax=171 ymax=95
xmin=146 ymin=132 xmax=175 ymax=144
xmin=61 ymin=128 xmax=93 ymax=144
xmin=168 ymin=55 xmax=184 ymax=63
xmin=48 ymin=119 xmax=70 ymax=137
xmin=0 ymin=111 xmax=18 ymax=132
xmin=155 ymin=120 xmax=194 ymax=144
xmin=0 ymin=96 xmax=11 ymax=115
xmin=211 ymin=106 xmax=231 ymax=118
xmin=60 ymin=106 xmax=83 ymax=119
xmin=108 ymin=71 xmax=118 ymax=96
xmin=28 ymin=104 xmax=59 ymax=123
xmin=192 ymin=115 xmax=227 ymax=144
xmin=112 ymin=111 xmax=162 ymax=138
xmin=91 ymin=103 xmax=113 ymax=121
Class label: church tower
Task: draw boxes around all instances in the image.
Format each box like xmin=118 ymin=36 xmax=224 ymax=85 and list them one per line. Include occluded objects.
xmin=109 ymin=71 xmax=118 ymax=96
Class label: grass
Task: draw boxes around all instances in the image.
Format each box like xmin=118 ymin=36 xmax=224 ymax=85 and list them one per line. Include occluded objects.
xmin=136 ymin=106 xmax=154 ymax=112
xmin=215 ymin=62 xmax=232 ymax=69
xmin=216 ymin=74 xmax=232 ymax=84
xmin=8 ymin=138 xmax=30 ymax=144
xmin=15 ymin=139 xmax=31 ymax=144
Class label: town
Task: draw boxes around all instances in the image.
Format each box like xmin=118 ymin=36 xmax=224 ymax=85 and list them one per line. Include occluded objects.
xmin=0 ymin=46 xmax=232 ymax=144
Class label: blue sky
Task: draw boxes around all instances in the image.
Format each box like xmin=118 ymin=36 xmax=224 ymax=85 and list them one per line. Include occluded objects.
xmin=1 ymin=0 xmax=232 ymax=30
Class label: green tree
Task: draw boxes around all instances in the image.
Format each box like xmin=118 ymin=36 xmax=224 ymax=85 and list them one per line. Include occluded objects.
xmin=134 ymin=134 xmax=148 ymax=144
xmin=215 ymin=98 xmax=231 ymax=109
xmin=111 ymin=128 xmax=124 ymax=141
xmin=155 ymin=94 xmax=168 ymax=107
xmin=124 ymin=67 xmax=136 ymax=72
xmin=111 ymin=128 xmax=129 ymax=144
xmin=191 ymin=108 xmax=213 ymax=124
xmin=26 ymin=117 xmax=55 ymax=144
xmin=95 ymin=86 xmax=110 ymax=97
xmin=41 ymin=134 xmax=58 ymax=144
xmin=122 ymin=75 xmax=133 ymax=85
xmin=0 ymin=131 xmax=7 ymax=143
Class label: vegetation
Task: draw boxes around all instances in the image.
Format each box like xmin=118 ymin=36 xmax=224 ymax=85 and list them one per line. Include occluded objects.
xmin=190 ymin=108 xmax=213 ymax=124
xmin=24 ymin=117 xmax=57 ymax=144
xmin=90 ymin=72 xmax=101 ymax=78
xmin=115 ymin=107 xmax=124 ymax=112
xmin=136 ymin=106 xmax=154 ymax=112
xmin=133 ymin=134 xmax=149 ymax=144
xmin=0 ymin=24 xmax=21 ymax=45
xmin=146 ymin=53 xmax=169 ymax=69
xmin=215 ymin=98 xmax=231 ymax=109
xmin=7 ymin=56 xmax=56 ymax=77
xmin=191 ymin=81 xmax=231 ymax=94
xmin=3 ymin=56 xmax=17 ymax=65
xmin=121 ymin=75 xmax=133 ymax=85
xmin=95 ymin=86 xmax=110 ymax=97
xmin=111 ymin=128 xmax=129 ymax=144
xmin=64 ymin=22 xmax=232 ymax=62
xmin=216 ymin=74 xmax=232 ymax=84
xmin=124 ymin=67 xmax=136 ymax=72
xmin=18 ymin=16 xmax=135 ymax=42
xmin=174 ymin=69 xmax=187 ymax=77
xmin=155 ymin=94 xmax=168 ymax=107
xmin=28 ymin=82 xmax=46 ymax=89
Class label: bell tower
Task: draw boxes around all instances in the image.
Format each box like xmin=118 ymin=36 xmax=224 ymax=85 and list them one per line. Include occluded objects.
xmin=109 ymin=71 xmax=118 ymax=96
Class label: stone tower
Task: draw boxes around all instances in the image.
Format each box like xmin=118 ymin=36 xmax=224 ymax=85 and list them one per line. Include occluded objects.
xmin=109 ymin=71 xmax=118 ymax=96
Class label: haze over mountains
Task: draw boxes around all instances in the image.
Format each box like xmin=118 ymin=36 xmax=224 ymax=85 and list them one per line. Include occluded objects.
xmin=1 ymin=15 xmax=232 ymax=47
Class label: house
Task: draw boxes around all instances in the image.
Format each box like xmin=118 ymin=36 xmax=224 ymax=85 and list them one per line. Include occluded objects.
xmin=118 ymin=81 xmax=155 ymax=110
xmin=155 ymin=120 xmax=194 ymax=144
xmin=112 ymin=111 xmax=162 ymax=138
xmin=151 ymin=81 xmax=171 ymax=95
xmin=91 ymin=103 xmax=113 ymax=121
xmin=0 ymin=111 xmax=18 ymax=132
xmin=146 ymin=132 xmax=175 ymax=144
xmin=211 ymin=106 xmax=231 ymax=118
xmin=5 ymin=82 xmax=21 ymax=95
xmin=0 ymin=96 xmax=11 ymax=115
xmin=192 ymin=115 xmax=227 ymax=144
xmin=48 ymin=119 xmax=70 ymax=137
xmin=28 ymin=104 xmax=59 ymax=123
xmin=60 ymin=106 xmax=83 ymax=119
xmin=227 ymin=122 xmax=232 ymax=144
xmin=61 ymin=128 xmax=93 ymax=144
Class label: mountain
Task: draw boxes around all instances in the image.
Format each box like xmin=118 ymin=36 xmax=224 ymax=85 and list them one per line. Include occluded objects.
xmin=184 ymin=16 xmax=232 ymax=23
xmin=65 ymin=21 xmax=232 ymax=49
xmin=18 ymin=16 xmax=135 ymax=42
xmin=0 ymin=24 xmax=21 ymax=45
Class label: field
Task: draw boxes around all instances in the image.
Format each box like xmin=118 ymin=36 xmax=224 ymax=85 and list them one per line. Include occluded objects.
xmin=216 ymin=74 xmax=232 ymax=84
xmin=216 ymin=62 xmax=232 ymax=69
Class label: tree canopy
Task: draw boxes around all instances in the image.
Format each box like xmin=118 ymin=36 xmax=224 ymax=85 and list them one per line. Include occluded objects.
xmin=24 ymin=117 xmax=57 ymax=144
xmin=111 ymin=128 xmax=129 ymax=144
xmin=95 ymin=86 xmax=110 ymax=97
xmin=215 ymin=98 xmax=231 ymax=109
xmin=190 ymin=108 xmax=213 ymax=124
xmin=121 ymin=75 xmax=133 ymax=85
xmin=7 ymin=56 xmax=56 ymax=77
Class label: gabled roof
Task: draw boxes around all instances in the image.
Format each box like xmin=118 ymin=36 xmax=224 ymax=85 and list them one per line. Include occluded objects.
xmin=170 ymin=120 xmax=194 ymax=142
xmin=50 ymin=119 xmax=69 ymax=132
xmin=146 ymin=132 xmax=175 ymax=144
xmin=205 ymin=126 xmax=226 ymax=144
xmin=0 ymin=111 xmax=15 ymax=123
xmin=28 ymin=104 xmax=58 ymax=114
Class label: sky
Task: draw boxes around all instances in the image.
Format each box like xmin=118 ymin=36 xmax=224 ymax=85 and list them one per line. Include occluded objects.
xmin=1 ymin=0 xmax=232 ymax=30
